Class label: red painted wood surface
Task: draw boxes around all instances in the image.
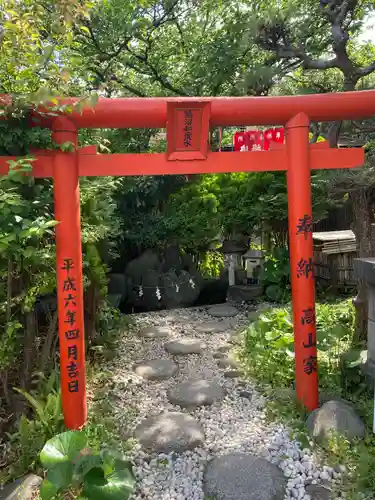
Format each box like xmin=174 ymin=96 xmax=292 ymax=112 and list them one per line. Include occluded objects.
xmin=19 ymin=89 xmax=375 ymax=128
xmin=166 ymin=102 xmax=211 ymax=160
xmin=52 ymin=118 xmax=87 ymax=429
xmin=0 ymin=147 xmax=364 ymax=177
xmin=286 ymin=114 xmax=319 ymax=411
xmin=0 ymin=89 xmax=371 ymax=420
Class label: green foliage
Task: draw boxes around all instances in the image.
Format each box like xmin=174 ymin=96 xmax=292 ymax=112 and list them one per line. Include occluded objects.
xmin=4 ymin=371 xmax=64 ymax=481
xmin=263 ymin=247 xmax=291 ymax=302
xmin=241 ymin=299 xmax=355 ymax=389
xmin=197 ymin=250 xmax=224 ymax=278
xmin=39 ymin=431 xmax=135 ymax=500
xmin=246 ymin=299 xmax=375 ymax=498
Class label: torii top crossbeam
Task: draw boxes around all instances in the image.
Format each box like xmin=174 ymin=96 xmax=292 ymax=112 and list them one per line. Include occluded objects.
xmin=29 ymin=89 xmax=375 ymax=128
xmin=2 ymin=89 xmax=374 ymax=430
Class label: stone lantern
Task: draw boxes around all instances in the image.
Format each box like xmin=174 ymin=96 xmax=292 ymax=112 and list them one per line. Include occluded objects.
xmin=220 ymin=237 xmax=248 ymax=286
xmin=242 ymin=249 xmax=264 ymax=285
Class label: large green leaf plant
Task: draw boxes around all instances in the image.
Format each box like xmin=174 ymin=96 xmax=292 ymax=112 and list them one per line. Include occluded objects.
xmin=39 ymin=431 xmax=135 ymax=500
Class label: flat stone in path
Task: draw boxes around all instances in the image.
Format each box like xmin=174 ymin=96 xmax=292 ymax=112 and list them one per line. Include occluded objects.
xmin=133 ymin=359 xmax=178 ymax=380
xmin=204 ymin=453 xmax=286 ymax=500
xmin=168 ymin=379 xmax=225 ymax=407
xmin=135 ymin=411 xmax=205 ymax=453
xmin=195 ymin=321 xmax=231 ymax=334
xmin=208 ymin=305 xmax=239 ymax=318
xmin=217 ymin=354 xmax=239 ymax=369
xmin=305 ymin=484 xmax=332 ymax=500
xmin=138 ymin=325 xmax=170 ymax=339
xmin=224 ymin=370 xmax=242 ymax=378
xmin=164 ymin=338 xmax=206 ymax=355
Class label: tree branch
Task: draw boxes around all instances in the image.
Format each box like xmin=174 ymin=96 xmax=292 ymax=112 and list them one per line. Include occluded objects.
xmin=125 ymin=45 xmax=187 ymax=95
xmin=352 ymin=120 xmax=375 ymax=133
xmin=358 ymin=60 xmax=375 ymax=77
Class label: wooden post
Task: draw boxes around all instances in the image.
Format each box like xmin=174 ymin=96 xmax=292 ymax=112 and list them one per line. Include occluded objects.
xmin=286 ymin=113 xmax=319 ymax=411
xmin=52 ymin=117 xmax=87 ymax=429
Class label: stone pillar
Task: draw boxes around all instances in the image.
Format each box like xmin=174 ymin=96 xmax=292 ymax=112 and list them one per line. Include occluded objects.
xmin=353 ymin=257 xmax=375 ymax=374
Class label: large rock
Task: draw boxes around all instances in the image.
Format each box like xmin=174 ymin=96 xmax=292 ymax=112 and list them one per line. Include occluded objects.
xmin=162 ymin=270 xmax=200 ymax=309
xmin=167 ymin=379 xmax=225 ymax=407
xmin=204 ymin=453 xmax=286 ymax=500
xmin=0 ymin=475 xmax=42 ymax=500
xmin=133 ymin=359 xmax=178 ymax=380
xmin=164 ymin=338 xmax=206 ymax=355
xmin=208 ymin=305 xmax=238 ymax=318
xmin=124 ymin=247 xmax=203 ymax=311
xmin=125 ymin=249 xmax=162 ymax=281
xmin=135 ymin=411 xmax=205 ymax=453
xmin=306 ymin=400 xmax=365 ymax=441
xmin=163 ymin=244 xmax=183 ymax=273
xmin=195 ymin=278 xmax=229 ymax=306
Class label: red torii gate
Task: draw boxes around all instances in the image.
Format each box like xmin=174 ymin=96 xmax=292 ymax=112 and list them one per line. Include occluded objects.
xmin=1 ymin=90 xmax=375 ymax=429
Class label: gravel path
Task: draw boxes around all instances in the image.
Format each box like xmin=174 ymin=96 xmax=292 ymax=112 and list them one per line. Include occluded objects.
xmin=106 ymin=305 xmax=344 ymax=500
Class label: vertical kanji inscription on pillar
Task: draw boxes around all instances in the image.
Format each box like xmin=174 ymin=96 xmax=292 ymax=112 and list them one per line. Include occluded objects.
xmin=286 ymin=112 xmax=319 ymax=412
xmin=52 ymin=117 xmax=87 ymax=430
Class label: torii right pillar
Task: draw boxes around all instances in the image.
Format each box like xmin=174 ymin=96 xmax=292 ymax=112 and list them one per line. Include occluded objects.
xmin=287 ymin=113 xmax=319 ymax=411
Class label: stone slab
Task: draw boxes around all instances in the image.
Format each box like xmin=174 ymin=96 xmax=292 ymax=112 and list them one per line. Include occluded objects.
xmin=367 ymin=320 xmax=375 ymax=366
xmin=204 ymin=453 xmax=286 ymax=500
xmin=164 ymin=338 xmax=206 ymax=355
xmin=138 ymin=325 xmax=170 ymax=339
xmin=354 ymin=257 xmax=375 ymax=285
xmin=135 ymin=411 xmax=205 ymax=453
xmin=167 ymin=379 xmax=225 ymax=407
xmin=305 ymin=484 xmax=332 ymax=500
xmin=195 ymin=321 xmax=231 ymax=334
xmin=208 ymin=305 xmax=239 ymax=318
xmin=0 ymin=475 xmax=42 ymax=500
xmin=217 ymin=354 xmax=239 ymax=369
xmin=133 ymin=359 xmax=178 ymax=380
xmin=227 ymin=285 xmax=263 ymax=303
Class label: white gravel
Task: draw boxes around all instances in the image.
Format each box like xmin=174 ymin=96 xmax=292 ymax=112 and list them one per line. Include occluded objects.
xmin=105 ymin=305 xmax=345 ymax=500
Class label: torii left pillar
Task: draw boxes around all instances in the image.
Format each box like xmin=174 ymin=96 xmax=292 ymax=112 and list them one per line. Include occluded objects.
xmin=52 ymin=117 xmax=87 ymax=429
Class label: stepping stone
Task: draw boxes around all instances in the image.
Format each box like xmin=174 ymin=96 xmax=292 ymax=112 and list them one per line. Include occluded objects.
xmin=217 ymin=354 xmax=239 ymax=369
xmin=195 ymin=321 xmax=230 ymax=334
xmin=208 ymin=305 xmax=238 ymax=318
xmin=134 ymin=411 xmax=205 ymax=453
xmin=217 ymin=345 xmax=231 ymax=353
xmin=138 ymin=325 xmax=170 ymax=339
xmin=133 ymin=359 xmax=178 ymax=380
xmin=239 ymin=390 xmax=252 ymax=399
xmin=224 ymin=370 xmax=242 ymax=378
xmin=164 ymin=338 xmax=206 ymax=355
xmin=305 ymin=484 xmax=332 ymax=500
xmin=204 ymin=453 xmax=286 ymax=500
xmin=167 ymin=379 xmax=225 ymax=407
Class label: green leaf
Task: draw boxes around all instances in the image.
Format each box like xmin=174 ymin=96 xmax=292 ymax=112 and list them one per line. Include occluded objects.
xmin=39 ymin=479 xmax=58 ymax=500
xmin=40 ymin=431 xmax=88 ymax=468
xmin=265 ymin=284 xmax=283 ymax=301
xmin=74 ymin=454 xmax=102 ymax=479
xmin=83 ymin=462 xmax=135 ymax=500
xmin=46 ymin=462 xmax=73 ymax=491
